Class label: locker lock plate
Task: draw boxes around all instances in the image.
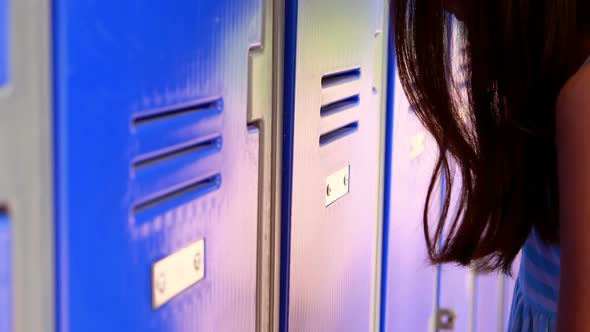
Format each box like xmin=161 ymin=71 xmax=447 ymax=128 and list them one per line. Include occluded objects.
xmin=152 ymin=239 xmax=205 ymax=309
xmin=325 ymin=165 xmax=350 ymax=206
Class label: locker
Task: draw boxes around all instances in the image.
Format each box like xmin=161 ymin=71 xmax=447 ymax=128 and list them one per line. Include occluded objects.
xmin=381 ymin=70 xmax=440 ymax=332
xmin=381 ymin=16 xmax=520 ymax=332
xmin=53 ymin=1 xmax=267 ymax=331
xmin=381 ymin=79 xmax=512 ymax=332
xmin=0 ymin=0 xmax=527 ymax=330
xmin=281 ymin=0 xmax=389 ymax=330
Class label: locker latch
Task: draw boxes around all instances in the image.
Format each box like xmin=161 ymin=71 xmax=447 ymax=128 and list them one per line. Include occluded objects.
xmin=433 ymin=308 xmax=456 ymax=330
xmin=325 ymin=165 xmax=350 ymax=206
xmin=152 ymin=239 xmax=205 ymax=309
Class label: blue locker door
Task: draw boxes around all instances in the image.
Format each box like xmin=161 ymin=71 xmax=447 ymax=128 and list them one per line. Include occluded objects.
xmin=281 ymin=0 xmax=387 ymax=330
xmin=53 ymin=1 xmax=262 ymax=331
xmin=382 ymin=71 xmax=440 ymax=331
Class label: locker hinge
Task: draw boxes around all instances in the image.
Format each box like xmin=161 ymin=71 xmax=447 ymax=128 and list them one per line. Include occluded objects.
xmin=433 ymin=308 xmax=456 ymax=330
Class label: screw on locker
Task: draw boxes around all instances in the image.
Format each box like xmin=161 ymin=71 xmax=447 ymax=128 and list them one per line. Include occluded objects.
xmin=343 ymin=174 xmax=348 ymax=186
xmin=157 ymin=272 xmax=166 ymax=294
xmin=193 ymin=252 xmax=202 ymax=272
xmin=326 ymin=184 xmax=332 ymax=196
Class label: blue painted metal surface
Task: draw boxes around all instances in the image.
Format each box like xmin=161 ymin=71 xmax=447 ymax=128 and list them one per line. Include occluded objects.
xmin=0 ymin=0 xmax=8 ymax=86
xmin=379 ymin=24 xmax=396 ymax=332
xmin=282 ymin=0 xmax=385 ymax=330
xmin=0 ymin=212 xmax=11 ymax=332
xmin=53 ymin=1 xmax=262 ymax=331
xmin=279 ymin=0 xmax=298 ymax=329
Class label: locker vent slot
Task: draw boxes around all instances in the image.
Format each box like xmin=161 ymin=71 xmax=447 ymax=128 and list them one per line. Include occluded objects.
xmin=130 ymin=97 xmax=224 ymax=223
xmin=133 ymin=137 xmax=221 ymax=169
xmin=133 ymin=174 xmax=221 ymax=215
xmin=319 ymin=122 xmax=359 ymax=146
xmin=321 ymin=68 xmax=361 ymax=88
xmin=320 ymin=95 xmax=360 ymax=117
xmin=319 ymin=68 xmax=361 ymax=143
xmin=133 ymin=99 xmax=222 ymax=126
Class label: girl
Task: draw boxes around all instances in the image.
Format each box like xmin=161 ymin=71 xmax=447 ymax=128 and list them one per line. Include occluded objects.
xmin=393 ymin=0 xmax=590 ymax=330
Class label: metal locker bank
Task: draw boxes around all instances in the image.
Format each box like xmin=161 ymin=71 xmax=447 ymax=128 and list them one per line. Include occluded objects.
xmin=380 ymin=18 xmax=519 ymax=332
xmin=0 ymin=0 xmax=518 ymax=331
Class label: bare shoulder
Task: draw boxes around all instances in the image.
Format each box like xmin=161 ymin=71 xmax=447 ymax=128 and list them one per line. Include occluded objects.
xmin=557 ymin=64 xmax=590 ymax=121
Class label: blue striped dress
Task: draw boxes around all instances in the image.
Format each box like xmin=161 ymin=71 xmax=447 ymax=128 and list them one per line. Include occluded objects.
xmin=508 ymin=229 xmax=560 ymax=331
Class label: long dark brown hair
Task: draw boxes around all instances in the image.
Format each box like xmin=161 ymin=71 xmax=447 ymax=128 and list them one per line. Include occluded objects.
xmin=393 ymin=0 xmax=588 ymax=273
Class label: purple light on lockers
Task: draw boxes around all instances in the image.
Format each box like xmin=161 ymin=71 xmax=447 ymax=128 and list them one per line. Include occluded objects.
xmin=0 ymin=212 xmax=12 ymax=332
